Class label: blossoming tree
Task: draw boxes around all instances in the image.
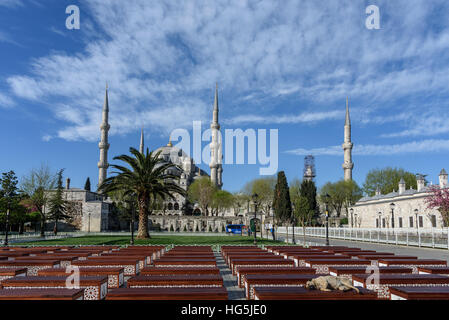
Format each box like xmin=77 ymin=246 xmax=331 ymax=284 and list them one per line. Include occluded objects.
xmin=425 ymin=185 xmax=449 ymax=227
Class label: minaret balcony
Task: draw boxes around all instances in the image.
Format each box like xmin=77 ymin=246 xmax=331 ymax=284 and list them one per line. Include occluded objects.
xmin=100 ymin=123 xmax=110 ymax=130
xmin=97 ymin=161 xmax=109 ymax=168
xmin=98 ymin=142 xmax=110 ymax=149
xmin=342 ymin=142 xmax=353 ymax=149
xmin=342 ymin=162 xmax=354 ymax=170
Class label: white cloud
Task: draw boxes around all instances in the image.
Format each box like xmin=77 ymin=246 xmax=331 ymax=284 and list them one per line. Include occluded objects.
xmin=6 ymin=0 xmax=449 ymax=141
xmin=286 ymin=139 xmax=449 ymax=156
xmin=0 ymin=0 xmax=23 ymax=8
xmin=225 ymin=110 xmax=343 ymax=125
xmin=0 ymin=92 xmax=15 ymax=108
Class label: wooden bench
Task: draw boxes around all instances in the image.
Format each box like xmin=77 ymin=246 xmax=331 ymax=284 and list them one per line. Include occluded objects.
xmin=140 ymin=267 xmax=220 ymax=276
xmin=38 ymin=267 xmax=125 ymax=288
xmin=378 ymin=259 xmax=447 ymax=273
xmin=0 ymin=260 xmax=60 ymax=276
xmin=39 ymin=252 xmax=91 ymax=260
xmin=358 ymin=255 xmax=418 ymax=266
xmin=0 ymin=268 xmax=27 ymax=285
xmin=236 ymin=266 xmax=315 ymax=288
xmin=106 ymin=287 xmax=228 ymax=300
xmin=352 ymin=274 xmax=449 ymax=299
xmin=153 ymin=259 xmax=217 ymax=268
xmin=418 ymin=266 xmax=449 ymax=275
xmin=0 ymin=288 xmax=85 ymax=300
xmin=1 ymin=276 xmax=108 ymax=300
xmin=72 ymin=258 xmax=140 ymax=277
xmin=244 ymin=274 xmax=317 ymax=300
xmin=390 ymin=286 xmax=449 ymax=300
xmin=230 ymin=259 xmax=295 ymax=275
xmin=290 ymin=255 xmax=350 ymax=267
xmin=94 ymin=255 xmax=148 ymax=270
xmin=14 ymin=255 xmax=78 ymax=268
xmin=127 ymin=274 xmax=223 ymax=288
xmin=253 ymin=286 xmax=378 ymax=300
xmin=226 ymin=254 xmax=277 ymax=266
xmin=328 ymin=266 xmax=413 ymax=281
xmin=304 ymin=259 xmax=371 ymax=274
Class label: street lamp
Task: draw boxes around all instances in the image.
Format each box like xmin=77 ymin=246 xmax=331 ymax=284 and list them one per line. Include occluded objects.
xmin=252 ymin=193 xmax=259 ymax=245
xmin=324 ymin=193 xmax=330 ymax=246
xmin=414 ymin=209 xmax=419 ymax=234
xmin=349 ymin=208 xmax=354 ymax=228
xmin=390 ymin=203 xmax=395 ymax=235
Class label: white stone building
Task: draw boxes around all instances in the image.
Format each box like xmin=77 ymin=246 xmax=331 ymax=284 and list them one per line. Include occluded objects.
xmin=350 ymin=170 xmax=449 ymax=230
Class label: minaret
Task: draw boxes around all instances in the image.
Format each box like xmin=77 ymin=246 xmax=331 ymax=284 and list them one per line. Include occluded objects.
xmin=342 ymin=97 xmax=354 ymax=181
xmin=209 ymin=84 xmax=223 ymax=189
xmin=97 ymin=84 xmax=110 ymax=189
xmin=139 ymin=127 xmax=144 ymax=154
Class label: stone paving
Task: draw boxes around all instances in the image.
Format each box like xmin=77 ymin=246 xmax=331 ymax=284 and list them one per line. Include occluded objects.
xmin=214 ymin=252 xmax=245 ymax=300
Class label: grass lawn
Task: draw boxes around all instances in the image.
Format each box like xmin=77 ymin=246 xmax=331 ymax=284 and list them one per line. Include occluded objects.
xmin=15 ymin=235 xmax=284 ymax=246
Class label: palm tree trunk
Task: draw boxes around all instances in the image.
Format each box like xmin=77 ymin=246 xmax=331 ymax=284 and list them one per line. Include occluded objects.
xmin=137 ymin=194 xmax=150 ymax=239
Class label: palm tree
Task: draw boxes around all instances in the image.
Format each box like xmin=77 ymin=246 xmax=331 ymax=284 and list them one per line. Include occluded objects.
xmin=99 ymin=147 xmax=186 ymax=239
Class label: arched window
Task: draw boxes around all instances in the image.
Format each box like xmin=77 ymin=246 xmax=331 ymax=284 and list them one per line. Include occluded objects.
xmin=174 ymin=203 xmax=179 ymax=210
xmin=168 ymin=203 xmax=173 ymax=210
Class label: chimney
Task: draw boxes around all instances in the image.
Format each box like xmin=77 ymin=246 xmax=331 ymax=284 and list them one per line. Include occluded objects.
xmin=439 ymin=169 xmax=448 ymax=188
xmin=66 ymin=178 xmax=71 ymax=190
xmin=417 ymin=175 xmax=425 ymax=192
xmin=398 ymin=178 xmax=406 ymax=195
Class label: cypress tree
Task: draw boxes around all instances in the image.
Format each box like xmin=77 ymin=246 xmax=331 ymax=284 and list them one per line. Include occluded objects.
xmin=273 ymin=171 xmax=293 ymax=227
xmin=300 ymin=179 xmax=318 ymax=218
xmin=84 ymin=177 xmax=91 ymax=191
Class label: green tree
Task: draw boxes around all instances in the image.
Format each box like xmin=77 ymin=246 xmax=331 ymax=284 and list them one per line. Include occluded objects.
xmin=319 ymin=181 xmax=346 ymax=218
xmin=363 ymin=167 xmax=418 ymax=196
xmin=211 ymin=190 xmax=234 ymax=216
xmin=232 ymin=192 xmax=250 ymax=216
xmin=21 ymin=164 xmax=57 ymax=237
xmin=342 ymin=180 xmax=363 ymax=218
xmin=0 ymin=171 xmax=20 ymax=234
xmin=187 ymin=177 xmax=217 ymax=217
xmin=48 ymin=169 xmax=70 ymax=235
xmin=272 ymin=171 xmax=292 ymax=242
xmin=300 ymin=179 xmax=318 ymax=224
xmin=242 ymin=176 xmax=276 ymax=216
xmin=99 ymin=147 xmax=186 ymax=239
xmin=84 ymin=177 xmax=91 ymax=192
xmin=292 ymin=196 xmax=314 ymax=245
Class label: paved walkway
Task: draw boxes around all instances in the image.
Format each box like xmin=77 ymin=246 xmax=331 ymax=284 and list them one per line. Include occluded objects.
xmin=214 ymin=251 xmax=245 ymax=300
xmin=277 ymin=233 xmax=449 ymax=263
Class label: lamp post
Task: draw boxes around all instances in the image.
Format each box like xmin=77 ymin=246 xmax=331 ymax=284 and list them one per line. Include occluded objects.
xmin=252 ymin=193 xmax=259 ymax=245
xmin=4 ymin=191 xmax=12 ymax=246
xmin=414 ymin=209 xmax=419 ymax=235
xmin=390 ymin=203 xmax=395 ymax=235
xmin=350 ymin=208 xmax=354 ymax=228
xmin=325 ymin=193 xmax=330 ymax=246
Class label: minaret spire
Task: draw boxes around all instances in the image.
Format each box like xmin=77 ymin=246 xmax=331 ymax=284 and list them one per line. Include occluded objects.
xmin=209 ymin=83 xmax=223 ymax=189
xmin=342 ymin=97 xmax=354 ymax=181
xmin=98 ymin=85 xmax=110 ymax=190
xmin=139 ymin=127 xmax=144 ymax=154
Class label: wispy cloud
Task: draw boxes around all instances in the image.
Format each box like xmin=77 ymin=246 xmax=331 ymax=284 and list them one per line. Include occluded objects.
xmin=0 ymin=92 xmax=15 ymax=108
xmin=286 ymin=139 xmax=449 ymax=156
xmin=225 ymin=110 xmax=343 ymax=125
xmin=5 ymin=0 xmax=449 ymax=141
xmin=0 ymin=0 xmax=23 ymax=8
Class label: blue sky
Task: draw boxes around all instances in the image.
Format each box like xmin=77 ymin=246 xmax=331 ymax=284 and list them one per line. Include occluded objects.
xmin=1 ymin=0 xmax=449 ymax=193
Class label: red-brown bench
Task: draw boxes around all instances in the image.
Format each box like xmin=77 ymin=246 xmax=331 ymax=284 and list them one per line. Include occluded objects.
xmin=14 ymin=255 xmax=78 ymax=268
xmin=236 ymin=266 xmax=315 ymax=288
xmin=352 ymin=274 xmax=449 ymax=299
xmin=0 ymin=260 xmax=60 ymax=276
xmin=378 ymin=259 xmax=447 ymax=273
xmin=0 ymin=268 xmax=27 ymax=285
xmin=290 ymin=255 xmax=350 ymax=267
xmin=244 ymin=274 xmax=317 ymax=300
xmin=0 ymin=288 xmax=84 ymax=300
xmin=140 ymin=267 xmax=220 ymax=276
xmin=72 ymin=258 xmax=140 ymax=277
xmin=153 ymin=259 xmax=217 ymax=268
xmin=328 ymin=266 xmax=413 ymax=281
xmin=253 ymin=286 xmax=377 ymax=300
xmin=38 ymin=267 xmax=125 ymax=288
xmin=230 ymin=258 xmax=295 ymax=275
xmin=1 ymin=276 xmax=108 ymax=300
xmin=304 ymin=259 xmax=371 ymax=274
xmin=418 ymin=266 xmax=449 ymax=275
xmin=390 ymin=286 xmax=449 ymax=300
xmin=127 ymin=274 xmax=223 ymax=288
xmin=106 ymin=287 xmax=228 ymax=300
